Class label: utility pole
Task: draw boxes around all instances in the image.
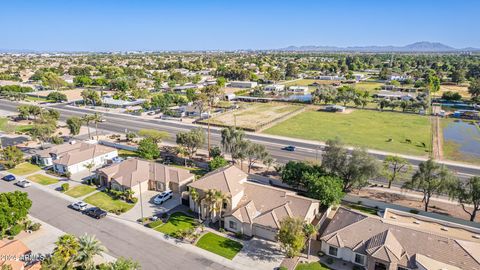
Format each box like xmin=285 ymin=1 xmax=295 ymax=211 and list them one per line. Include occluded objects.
xmin=138 ymin=180 xmax=144 ymax=223
xmin=207 ymin=105 xmax=211 ymax=157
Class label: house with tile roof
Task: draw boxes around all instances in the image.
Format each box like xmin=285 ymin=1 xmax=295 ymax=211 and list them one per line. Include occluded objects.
xmin=188 ymin=165 xmax=320 ymax=241
xmin=320 ymin=207 xmax=480 ymax=270
xmin=33 ymin=141 xmax=118 ymax=174
xmin=98 ymin=158 xmax=194 ymax=194
xmin=0 ymin=240 xmax=41 ymax=270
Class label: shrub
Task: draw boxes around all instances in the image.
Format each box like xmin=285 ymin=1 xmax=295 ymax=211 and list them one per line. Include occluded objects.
xmin=50 ymin=136 xmax=64 ymax=145
xmin=129 ymin=197 xmax=138 ymax=204
xmin=234 ymin=231 xmax=243 ymax=239
xmin=161 ymin=213 xmax=168 ymax=219
xmin=65 ymin=172 xmax=71 ymax=178
xmin=219 ymin=228 xmax=226 ymax=233
xmin=61 ymin=183 xmax=69 ymax=192
xmin=29 ymin=223 xmax=41 ymax=231
xmin=326 ymin=257 xmax=334 ymax=264
xmin=8 ymin=224 xmax=23 ymax=236
xmin=146 ymin=220 xmax=164 ymax=228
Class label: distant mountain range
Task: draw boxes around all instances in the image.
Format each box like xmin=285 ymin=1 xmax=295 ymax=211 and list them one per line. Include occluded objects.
xmin=277 ymin=42 xmax=480 ymax=53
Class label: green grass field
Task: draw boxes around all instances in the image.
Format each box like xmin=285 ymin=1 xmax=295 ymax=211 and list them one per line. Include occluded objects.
xmin=118 ymin=149 xmax=139 ymax=158
xmin=195 ymin=232 xmax=243 ymax=260
xmin=27 ymin=174 xmax=59 ymax=185
xmin=155 ymin=212 xmax=197 ymax=236
xmin=64 ymin=185 xmax=97 ymax=198
xmin=295 ymin=262 xmax=332 ymax=270
xmin=264 ymin=110 xmax=431 ymax=156
xmin=0 ymin=118 xmax=33 ymax=133
xmin=355 ymin=81 xmax=384 ymax=93
xmin=84 ymin=191 xmax=135 ymax=213
xmin=8 ymin=163 xmax=41 ymax=176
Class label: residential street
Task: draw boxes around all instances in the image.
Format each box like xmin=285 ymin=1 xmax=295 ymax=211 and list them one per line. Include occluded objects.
xmin=0 ymin=180 xmax=232 ymax=270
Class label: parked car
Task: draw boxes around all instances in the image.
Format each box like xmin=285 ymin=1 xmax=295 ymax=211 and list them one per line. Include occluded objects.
xmin=2 ymin=174 xmax=16 ymax=182
xmin=83 ymin=207 xmax=107 ymax=219
xmin=153 ymin=190 xmax=173 ymax=205
xmin=71 ymin=201 xmax=88 ymax=211
xmin=282 ymin=145 xmax=296 ymax=151
xmin=15 ymin=180 xmax=31 ymax=188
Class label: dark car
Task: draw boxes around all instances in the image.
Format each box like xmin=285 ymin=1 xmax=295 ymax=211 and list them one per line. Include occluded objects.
xmin=83 ymin=207 xmax=107 ymax=219
xmin=282 ymin=145 xmax=296 ymax=152
xmin=2 ymin=174 xmax=16 ymax=182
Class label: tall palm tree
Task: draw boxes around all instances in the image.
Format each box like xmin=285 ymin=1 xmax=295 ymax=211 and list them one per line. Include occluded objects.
xmin=212 ymin=190 xmax=227 ymax=228
xmin=92 ymin=112 xmax=102 ymax=141
xmin=190 ymin=188 xmax=200 ymax=219
xmin=82 ymin=114 xmax=94 ymax=139
xmin=303 ymin=223 xmax=316 ymax=259
xmin=204 ymin=189 xmax=216 ymax=223
xmin=76 ymin=234 xmax=106 ymax=270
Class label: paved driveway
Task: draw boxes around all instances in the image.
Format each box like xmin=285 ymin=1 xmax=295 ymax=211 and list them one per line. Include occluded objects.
xmin=233 ymin=237 xmax=284 ymax=270
xmin=120 ymin=190 xmax=181 ymax=221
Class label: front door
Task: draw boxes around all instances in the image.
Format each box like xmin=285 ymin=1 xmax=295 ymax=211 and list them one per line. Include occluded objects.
xmin=374 ymin=262 xmax=387 ymax=270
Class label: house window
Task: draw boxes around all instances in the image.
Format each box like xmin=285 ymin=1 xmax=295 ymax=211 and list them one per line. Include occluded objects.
xmin=328 ymin=246 xmax=338 ymax=257
xmin=229 ymin=221 xmax=237 ymax=230
xmin=354 ymin=253 xmax=365 ymax=265
xmin=397 ymin=267 xmax=408 ymax=270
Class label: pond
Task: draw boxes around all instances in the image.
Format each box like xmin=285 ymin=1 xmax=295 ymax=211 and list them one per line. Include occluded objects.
xmin=283 ymin=94 xmax=312 ymax=102
xmin=443 ymin=119 xmax=480 ymax=159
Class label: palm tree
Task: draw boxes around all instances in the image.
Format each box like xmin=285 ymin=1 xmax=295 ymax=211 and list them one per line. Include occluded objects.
xmin=303 ymin=223 xmax=316 ymax=259
xmin=76 ymin=234 xmax=106 ymax=270
xmin=83 ymin=162 xmax=96 ymax=185
xmin=82 ymin=114 xmax=94 ymax=139
xmin=53 ymin=234 xmax=79 ymax=267
xmin=204 ymin=189 xmax=216 ymax=224
xmin=212 ymin=190 xmax=227 ymax=228
xmin=123 ymin=189 xmax=135 ymax=202
xmin=109 ymin=257 xmax=141 ymax=270
xmin=92 ymin=113 xmax=102 ymax=140
xmin=189 ymin=188 xmax=200 ymax=219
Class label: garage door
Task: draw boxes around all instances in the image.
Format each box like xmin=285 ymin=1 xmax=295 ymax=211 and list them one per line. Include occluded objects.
xmin=253 ymin=225 xmax=277 ymax=241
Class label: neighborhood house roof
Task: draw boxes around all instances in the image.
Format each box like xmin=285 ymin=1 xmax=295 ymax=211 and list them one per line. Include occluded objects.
xmin=189 ymin=165 xmax=319 ymax=230
xmin=36 ymin=142 xmax=117 ymax=166
xmin=321 ymin=207 xmax=480 ymax=270
xmin=99 ymin=158 xmax=194 ymax=188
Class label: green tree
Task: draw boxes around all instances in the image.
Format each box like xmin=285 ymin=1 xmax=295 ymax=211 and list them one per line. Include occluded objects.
xmin=304 ymin=173 xmax=344 ymax=207
xmin=138 ymin=129 xmax=169 ymax=144
xmin=468 ymin=78 xmax=480 ymax=101
xmin=74 ymin=75 xmax=93 ymax=87
xmin=216 ymin=77 xmax=226 ymax=88
xmin=53 ymin=234 xmax=80 ymax=268
xmin=209 ymin=146 xmax=222 ymax=158
xmin=244 ymin=141 xmax=270 ymax=173
xmin=137 ymin=138 xmax=160 ymax=160
xmin=29 ymin=124 xmax=55 ymax=147
xmin=81 ymin=89 xmax=102 ymax=106
xmin=321 ymin=138 xmax=379 ymax=192
xmin=209 ymin=156 xmax=229 ymax=171
xmin=0 ymin=146 xmax=24 ymax=169
xmin=42 ymin=72 xmax=66 ymax=90
xmin=47 ymin=91 xmax=67 ymax=102
xmin=280 ymin=161 xmax=324 ymax=189
xmin=0 ymin=191 xmax=32 ymax=235
xmin=303 ymin=223 xmax=316 ymax=259
xmin=382 ymin=155 xmax=411 ymax=188
xmin=277 ymin=217 xmax=305 ymax=258
xmin=220 ymin=127 xmax=244 ymax=161
xmin=76 ymin=234 xmax=107 ymax=270
xmin=189 ymin=188 xmax=200 ymax=218
xmin=403 ymin=159 xmax=452 ymax=212
xmin=107 ymin=257 xmax=141 ymax=270
xmin=176 ymin=128 xmax=205 ymax=159
xmin=66 ymin=116 xmax=82 ymax=136
xmin=449 ymin=176 xmax=480 ymax=221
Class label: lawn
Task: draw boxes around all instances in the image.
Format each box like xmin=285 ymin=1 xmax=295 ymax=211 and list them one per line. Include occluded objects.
xmin=295 ymin=262 xmax=332 ymax=270
xmin=84 ymin=191 xmax=135 ymax=213
xmin=0 ymin=118 xmax=33 ymax=133
xmin=170 ymin=164 xmax=207 ymax=177
xmin=264 ymin=109 xmax=432 ymax=156
xmin=343 ymin=203 xmax=378 ymax=216
xmin=155 ymin=212 xmax=197 ymax=236
xmin=201 ymin=102 xmax=303 ymax=131
xmin=0 ymin=118 xmax=7 ymax=130
xmin=118 ymin=149 xmax=139 ymax=158
xmin=27 ymin=174 xmax=59 ymax=185
xmin=64 ymin=185 xmax=97 ymax=198
xmin=15 ymin=124 xmax=34 ymax=133
xmin=8 ymin=163 xmax=41 ymax=176
xmin=195 ymin=232 xmax=243 ymax=260
xmin=280 ymin=79 xmax=339 ymax=87
xmin=355 ymin=81 xmax=384 ymax=93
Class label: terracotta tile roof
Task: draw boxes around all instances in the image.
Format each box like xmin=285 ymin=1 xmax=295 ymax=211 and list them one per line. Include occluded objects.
xmin=99 ymin=158 xmax=193 ymax=188
xmin=188 ymin=165 xmax=247 ymax=196
xmin=321 ymin=207 xmax=480 ymax=270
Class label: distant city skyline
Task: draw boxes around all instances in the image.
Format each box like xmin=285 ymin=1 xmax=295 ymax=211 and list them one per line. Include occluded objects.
xmin=1 ymin=0 xmax=479 ymax=51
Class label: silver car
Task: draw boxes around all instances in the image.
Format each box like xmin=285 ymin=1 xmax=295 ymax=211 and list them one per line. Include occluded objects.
xmin=153 ymin=190 xmax=173 ymax=205
xmin=16 ymin=180 xmax=32 ymax=188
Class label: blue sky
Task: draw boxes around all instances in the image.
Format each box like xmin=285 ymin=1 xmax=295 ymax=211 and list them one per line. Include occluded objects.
xmin=1 ymin=0 xmax=478 ymax=51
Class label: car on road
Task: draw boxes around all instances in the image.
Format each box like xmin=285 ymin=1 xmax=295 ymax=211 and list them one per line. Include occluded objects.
xmin=282 ymin=145 xmax=296 ymax=151
xmin=2 ymin=174 xmax=16 ymax=182
xmin=83 ymin=207 xmax=107 ymax=219
xmin=15 ymin=180 xmax=31 ymax=188
xmin=71 ymin=201 xmax=88 ymax=211
xmin=153 ymin=190 xmax=173 ymax=205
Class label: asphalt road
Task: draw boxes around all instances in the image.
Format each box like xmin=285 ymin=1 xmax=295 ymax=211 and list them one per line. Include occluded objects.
xmin=1 ymin=99 xmax=478 ymax=179
xmin=0 ymin=180 xmax=230 ymax=270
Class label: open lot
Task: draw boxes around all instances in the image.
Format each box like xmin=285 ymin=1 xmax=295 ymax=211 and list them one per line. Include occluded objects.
xmin=196 ymin=232 xmax=243 ymax=260
xmin=440 ymin=83 xmax=470 ymax=98
xmin=27 ymin=174 xmax=59 ymax=185
xmin=264 ymin=109 xmax=432 ymax=156
xmin=203 ymin=102 xmax=303 ymax=131
xmin=84 ymin=191 xmax=135 ymax=213
xmin=280 ymin=79 xmax=338 ymax=87
xmin=8 ymin=163 xmax=41 ymax=175
xmin=355 ymin=81 xmax=384 ymax=93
